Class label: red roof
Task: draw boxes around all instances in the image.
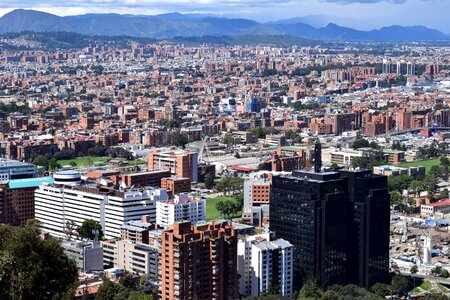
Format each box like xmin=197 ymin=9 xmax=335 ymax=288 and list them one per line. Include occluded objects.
xmin=428 ymin=199 xmax=450 ymax=207
xmin=229 ymin=165 xmax=254 ymax=172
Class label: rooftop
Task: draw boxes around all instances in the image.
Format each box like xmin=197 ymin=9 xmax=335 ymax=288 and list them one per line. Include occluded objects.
xmin=8 ymin=177 xmax=54 ymax=189
xmin=426 ymin=199 xmax=450 ymax=207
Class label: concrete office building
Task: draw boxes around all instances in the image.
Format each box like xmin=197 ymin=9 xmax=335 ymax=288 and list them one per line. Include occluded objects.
xmin=0 ymin=159 xmax=37 ymax=182
xmin=35 ymin=183 xmax=168 ymax=239
xmin=238 ymin=234 xmax=293 ymax=297
xmin=0 ymin=177 xmax=53 ymax=225
xmin=156 ymin=194 xmax=205 ymax=228
xmin=158 ymin=221 xmax=239 ymax=300
xmin=242 ymin=177 xmax=271 ymax=225
xmin=62 ymin=241 xmax=103 ymax=273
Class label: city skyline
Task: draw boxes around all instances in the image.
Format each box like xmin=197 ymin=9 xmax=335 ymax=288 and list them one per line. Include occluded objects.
xmin=0 ymin=0 xmax=449 ymax=32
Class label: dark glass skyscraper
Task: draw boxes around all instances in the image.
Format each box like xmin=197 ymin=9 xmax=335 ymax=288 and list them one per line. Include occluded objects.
xmin=270 ymin=168 xmax=390 ymax=288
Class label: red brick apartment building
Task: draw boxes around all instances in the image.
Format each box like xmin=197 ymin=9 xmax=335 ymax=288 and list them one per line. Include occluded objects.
xmin=159 ymin=222 xmax=239 ymax=300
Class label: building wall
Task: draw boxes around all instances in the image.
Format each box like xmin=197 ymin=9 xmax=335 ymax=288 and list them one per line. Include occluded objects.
xmin=159 ymin=222 xmax=239 ymax=300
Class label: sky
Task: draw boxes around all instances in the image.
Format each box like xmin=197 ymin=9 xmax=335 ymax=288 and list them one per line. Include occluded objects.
xmin=0 ymin=0 xmax=449 ymax=33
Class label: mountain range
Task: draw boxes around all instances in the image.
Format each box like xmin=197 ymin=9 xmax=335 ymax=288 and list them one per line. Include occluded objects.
xmin=0 ymin=9 xmax=448 ymax=42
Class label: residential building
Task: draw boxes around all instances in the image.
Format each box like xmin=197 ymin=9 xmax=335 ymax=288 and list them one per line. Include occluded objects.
xmin=101 ymin=239 xmax=159 ymax=277
xmin=237 ymin=234 xmax=293 ymax=297
xmin=156 ymin=194 xmax=205 ymax=228
xmin=158 ymin=221 xmax=239 ymax=300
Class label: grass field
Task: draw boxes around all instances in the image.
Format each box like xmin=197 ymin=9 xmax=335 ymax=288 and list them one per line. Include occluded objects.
xmin=398 ymin=159 xmax=440 ymax=174
xmin=58 ymin=156 xmax=146 ymax=167
xmin=205 ymin=196 xmax=241 ymax=221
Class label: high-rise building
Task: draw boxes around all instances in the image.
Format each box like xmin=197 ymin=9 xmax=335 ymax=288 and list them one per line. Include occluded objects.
xmin=270 ymin=170 xmax=349 ymax=287
xmin=382 ymin=59 xmax=392 ymax=74
xmin=35 ymin=180 xmax=168 ymax=239
xmin=270 ymin=145 xmax=390 ymax=288
xmin=147 ymin=149 xmax=198 ymax=182
xmin=406 ymin=62 xmax=416 ymax=76
xmin=159 ymin=221 xmax=239 ymax=300
xmin=396 ymin=61 xmax=403 ymax=74
xmin=0 ymin=177 xmax=53 ymax=226
xmin=237 ymin=234 xmax=293 ymax=297
xmin=340 ymin=170 xmax=390 ymax=287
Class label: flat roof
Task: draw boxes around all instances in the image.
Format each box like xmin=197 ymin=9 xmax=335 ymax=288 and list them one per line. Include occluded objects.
xmin=8 ymin=177 xmax=54 ymax=189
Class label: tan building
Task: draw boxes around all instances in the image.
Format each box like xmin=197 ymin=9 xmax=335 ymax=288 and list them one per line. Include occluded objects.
xmin=101 ymin=239 xmax=159 ymax=278
xmin=159 ymin=221 xmax=239 ymax=300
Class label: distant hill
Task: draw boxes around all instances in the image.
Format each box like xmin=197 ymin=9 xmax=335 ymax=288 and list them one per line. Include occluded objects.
xmin=0 ymin=9 xmax=448 ymax=42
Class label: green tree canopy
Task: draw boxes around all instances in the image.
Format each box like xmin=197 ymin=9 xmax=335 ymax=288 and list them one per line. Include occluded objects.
xmin=0 ymin=223 xmax=78 ymax=299
xmin=77 ymin=219 xmax=103 ymax=240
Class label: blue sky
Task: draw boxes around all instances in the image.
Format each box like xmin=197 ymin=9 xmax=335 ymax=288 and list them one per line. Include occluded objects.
xmin=0 ymin=0 xmax=449 ymax=32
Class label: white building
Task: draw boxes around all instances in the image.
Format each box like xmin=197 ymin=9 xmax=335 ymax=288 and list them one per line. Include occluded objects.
xmin=421 ymin=199 xmax=450 ymax=217
xmin=35 ymin=183 xmax=168 ymax=239
xmin=238 ymin=234 xmax=293 ymax=297
xmin=156 ymin=194 xmax=205 ymax=228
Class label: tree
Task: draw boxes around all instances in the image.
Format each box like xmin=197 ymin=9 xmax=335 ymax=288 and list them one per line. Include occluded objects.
xmin=204 ymin=172 xmax=215 ymax=189
xmin=171 ymin=132 xmax=189 ymax=149
xmin=410 ymin=265 xmax=418 ymax=274
xmin=390 ymin=191 xmax=404 ymax=206
xmin=329 ymin=162 xmax=340 ymax=170
xmin=352 ymin=139 xmax=370 ymax=149
xmin=48 ymin=157 xmax=60 ymax=170
xmin=371 ymin=283 xmax=392 ymax=297
xmin=222 ymin=135 xmax=235 ymax=146
xmin=77 ymin=219 xmax=103 ymax=240
xmin=429 ymin=165 xmax=444 ymax=179
xmin=422 ymin=174 xmax=438 ymax=198
xmin=440 ymin=268 xmax=449 ymax=278
xmin=215 ymin=199 xmax=241 ymax=218
xmin=33 ymin=155 xmax=48 ymax=168
xmin=0 ymin=223 xmax=78 ymax=299
xmin=285 ymin=130 xmax=302 ymax=144
xmin=389 ymin=174 xmax=413 ymax=193
xmin=236 ymin=192 xmax=244 ymax=209
xmin=351 ymin=151 xmax=386 ymax=169
xmin=391 ymin=275 xmax=409 ymax=294
xmin=64 ymin=220 xmax=77 ymax=240
xmin=88 ymin=145 xmax=107 ymax=156
xmin=96 ymin=278 xmax=126 ymax=300
xmin=298 ymin=279 xmax=323 ymax=300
